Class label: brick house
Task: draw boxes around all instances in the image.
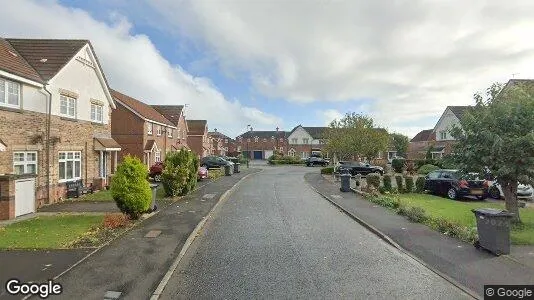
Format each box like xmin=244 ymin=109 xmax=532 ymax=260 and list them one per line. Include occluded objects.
xmin=187 ymin=120 xmax=210 ymax=158
xmin=151 ymin=105 xmax=190 ymax=151
xmin=0 ymin=38 xmax=120 ymax=219
xmin=286 ymin=125 xmax=328 ymax=159
xmin=407 ymin=129 xmax=434 ymax=160
xmin=208 ymin=129 xmax=236 ymax=156
xmin=236 ymin=130 xmax=288 ymax=160
xmin=110 ymin=90 xmax=178 ymax=167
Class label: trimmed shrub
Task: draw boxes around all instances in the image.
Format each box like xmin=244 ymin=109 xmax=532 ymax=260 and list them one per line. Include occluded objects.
xmin=395 ymin=175 xmax=404 ymax=193
xmin=366 ymin=173 xmax=381 ymax=190
xmin=383 ymin=174 xmax=392 ymax=191
xmin=415 ymin=176 xmax=426 ymax=193
xmin=162 ymin=149 xmax=198 ymax=197
xmin=418 ymin=164 xmax=440 ymax=175
xmin=321 ymin=167 xmax=334 ymax=174
xmin=208 ymin=168 xmax=223 ymax=179
xmin=110 ymin=155 xmax=152 ymax=219
xmin=404 ymin=176 xmax=414 ymax=193
xmin=405 ymin=206 xmax=427 ymax=222
xmin=391 ymin=158 xmax=405 ymax=173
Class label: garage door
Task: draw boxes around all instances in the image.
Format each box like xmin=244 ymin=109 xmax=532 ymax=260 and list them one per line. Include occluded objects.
xmin=253 ymin=151 xmax=263 ymax=160
xmin=264 ymin=150 xmax=274 ymax=159
xmin=15 ymin=178 xmax=35 ymax=217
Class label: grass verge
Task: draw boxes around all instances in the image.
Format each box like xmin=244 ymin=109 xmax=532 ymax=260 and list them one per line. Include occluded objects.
xmin=365 ymin=193 xmax=534 ymax=245
xmin=0 ymin=214 xmax=104 ymax=249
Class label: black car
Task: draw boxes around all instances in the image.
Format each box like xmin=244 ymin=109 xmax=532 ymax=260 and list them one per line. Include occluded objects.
xmin=200 ymin=156 xmax=232 ymax=169
xmin=336 ymin=161 xmax=383 ymax=176
xmin=424 ymin=169 xmax=489 ymax=200
xmin=305 ymin=157 xmax=328 ymax=167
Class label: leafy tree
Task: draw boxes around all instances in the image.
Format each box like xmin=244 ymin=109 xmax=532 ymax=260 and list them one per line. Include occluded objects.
xmin=390 ymin=133 xmax=409 ymax=157
xmin=450 ymin=82 xmax=534 ymax=223
xmin=323 ymin=112 xmax=390 ymax=161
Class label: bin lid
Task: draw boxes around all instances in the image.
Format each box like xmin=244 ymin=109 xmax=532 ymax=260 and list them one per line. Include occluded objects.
xmin=340 ymin=173 xmax=352 ymax=177
xmin=472 ymin=208 xmax=514 ymax=217
xmin=150 ymin=183 xmax=159 ymax=188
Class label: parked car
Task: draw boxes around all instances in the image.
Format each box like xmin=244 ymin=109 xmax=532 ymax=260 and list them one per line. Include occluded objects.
xmin=198 ymin=166 xmax=209 ymax=181
xmin=149 ymin=161 xmax=164 ymax=182
xmin=200 ymin=156 xmax=232 ymax=169
xmin=424 ymin=169 xmax=489 ymax=200
xmin=487 ymin=180 xmax=533 ymax=200
xmin=336 ymin=161 xmax=384 ymax=176
xmin=305 ymin=156 xmax=329 ymax=167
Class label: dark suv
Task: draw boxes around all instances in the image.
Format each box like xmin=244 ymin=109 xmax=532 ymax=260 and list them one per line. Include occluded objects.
xmin=423 ymin=169 xmax=489 ymax=200
xmin=305 ymin=156 xmax=329 ymax=167
xmin=337 ymin=161 xmax=383 ymax=176
xmin=200 ymin=156 xmax=232 ymax=169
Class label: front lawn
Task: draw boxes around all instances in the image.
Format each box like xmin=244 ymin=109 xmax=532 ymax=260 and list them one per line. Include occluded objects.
xmin=77 ymin=185 xmax=166 ymax=202
xmin=397 ymin=194 xmax=534 ymax=245
xmin=0 ymin=215 xmax=104 ymax=249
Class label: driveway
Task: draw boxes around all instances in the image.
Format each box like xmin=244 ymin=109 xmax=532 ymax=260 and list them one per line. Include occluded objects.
xmin=159 ymin=166 xmax=470 ymax=299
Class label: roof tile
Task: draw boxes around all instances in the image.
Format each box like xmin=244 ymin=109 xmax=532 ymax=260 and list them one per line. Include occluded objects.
xmin=111 ymin=89 xmax=175 ymax=127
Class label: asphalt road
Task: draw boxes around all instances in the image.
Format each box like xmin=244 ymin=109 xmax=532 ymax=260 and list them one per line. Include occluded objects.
xmin=160 ymin=166 xmax=471 ymax=299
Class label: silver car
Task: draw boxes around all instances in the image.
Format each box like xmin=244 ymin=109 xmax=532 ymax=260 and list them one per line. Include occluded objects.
xmin=488 ymin=180 xmax=533 ymax=199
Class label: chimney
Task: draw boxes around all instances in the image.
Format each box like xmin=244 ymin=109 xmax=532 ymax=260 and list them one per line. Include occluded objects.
xmin=214 ymin=128 xmax=217 ymax=132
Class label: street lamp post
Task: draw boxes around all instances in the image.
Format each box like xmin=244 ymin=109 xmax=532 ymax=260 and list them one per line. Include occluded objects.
xmin=246 ymin=125 xmax=253 ymax=168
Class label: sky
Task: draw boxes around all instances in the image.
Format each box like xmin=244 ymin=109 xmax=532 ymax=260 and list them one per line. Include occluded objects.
xmin=1 ymin=0 xmax=534 ymax=139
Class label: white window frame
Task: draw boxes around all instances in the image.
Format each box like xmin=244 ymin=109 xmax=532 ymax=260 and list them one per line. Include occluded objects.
xmin=254 ymin=137 xmax=259 ymax=142
xmin=291 ymin=138 xmax=297 ymax=144
xmin=90 ymin=103 xmax=104 ymax=123
xmin=225 ymin=139 xmax=228 ymax=144
xmin=13 ymin=151 xmax=37 ymax=175
xmin=155 ymin=150 xmax=161 ymax=162
xmin=147 ymin=123 xmax=153 ymax=135
xmin=60 ymin=95 xmax=77 ymax=118
xmin=167 ymin=128 xmax=173 ymax=138
xmin=301 ymin=152 xmax=308 ymax=159
xmin=58 ymin=151 xmax=82 ymax=182
xmin=439 ymin=130 xmax=447 ymax=140
xmin=279 ymin=138 xmax=284 ymax=142
xmin=303 ymin=138 xmax=309 ymax=144
xmin=156 ymin=125 xmax=162 ymax=136
xmin=288 ymin=149 xmax=296 ymax=157
xmin=431 ymin=151 xmax=444 ymax=159
xmin=0 ymin=78 xmax=20 ymax=108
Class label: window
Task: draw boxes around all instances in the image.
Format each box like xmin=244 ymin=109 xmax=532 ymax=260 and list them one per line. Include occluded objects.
xmin=13 ymin=152 xmax=37 ymax=175
xmin=291 ymin=138 xmax=297 ymax=144
xmin=247 ymin=138 xmax=250 ymax=142
xmin=254 ymin=137 xmax=259 ymax=142
xmin=439 ymin=130 xmax=447 ymax=140
xmin=271 ymin=136 xmax=275 ymax=140
xmin=0 ymin=78 xmax=20 ymax=108
xmin=60 ymin=95 xmax=76 ymax=118
xmin=90 ymin=103 xmax=103 ymax=123
xmin=288 ymin=149 xmax=296 ymax=157
xmin=279 ymin=147 xmax=283 ymax=152
xmin=279 ymin=138 xmax=284 ymax=142
xmin=431 ymin=152 xmax=443 ymax=159
xmin=167 ymin=128 xmax=173 ymax=138
xmin=147 ymin=123 xmax=153 ymax=135
xmin=156 ymin=125 xmax=162 ymax=136
xmin=303 ymin=138 xmax=309 ymax=144
xmin=225 ymin=139 xmax=228 ymax=144
xmin=263 ymin=138 xmax=267 ymax=142
xmin=301 ymin=152 xmax=307 ymax=159
xmin=59 ymin=151 xmax=81 ymax=182
xmin=155 ymin=150 xmax=161 ymax=162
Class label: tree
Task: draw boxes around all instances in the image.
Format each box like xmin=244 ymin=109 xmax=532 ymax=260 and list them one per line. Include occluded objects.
xmin=323 ymin=112 xmax=390 ymax=161
xmin=390 ymin=133 xmax=409 ymax=157
xmin=450 ymin=82 xmax=534 ymax=223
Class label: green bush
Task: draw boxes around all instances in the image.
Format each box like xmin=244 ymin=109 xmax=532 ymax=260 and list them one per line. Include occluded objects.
xmin=418 ymin=164 xmax=440 ymax=175
xmin=383 ymin=175 xmax=392 ymax=191
xmin=415 ymin=176 xmax=426 ymax=193
xmin=366 ymin=173 xmax=381 ymax=190
xmin=395 ymin=175 xmax=404 ymax=193
xmin=110 ymin=155 xmax=152 ymax=219
xmin=404 ymin=176 xmax=414 ymax=193
xmin=391 ymin=158 xmax=405 ymax=173
xmin=405 ymin=206 xmax=427 ymax=222
xmin=208 ymin=168 xmax=223 ymax=179
xmin=268 ymin=154 xmax=302 ymax=165
xmin=321 ymin=167 xmax=334 ymax=174
xmin=162 ymin=150 xmax=198 ymax=197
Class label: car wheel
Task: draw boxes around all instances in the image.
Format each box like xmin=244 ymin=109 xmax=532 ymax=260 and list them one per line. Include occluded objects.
xmin=489 ymin=186 xmax=501 ymax=199
xmin=447 ymin=188 xmax=457 ymax=200
xmin=154 ymin=174 xmax=162 ymax=182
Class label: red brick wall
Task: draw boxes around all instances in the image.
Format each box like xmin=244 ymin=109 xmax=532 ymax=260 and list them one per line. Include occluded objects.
xmin=187 ymin=136 xmax=204 ymax=158
xmin=0 ymin=178 xmax=15 ymax=220
xmin=111 ymin=103 xmax=144 ymax=162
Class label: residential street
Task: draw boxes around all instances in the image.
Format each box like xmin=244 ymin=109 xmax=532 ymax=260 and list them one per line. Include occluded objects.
xmin=160 ymin=166 xmax=470 ymax=299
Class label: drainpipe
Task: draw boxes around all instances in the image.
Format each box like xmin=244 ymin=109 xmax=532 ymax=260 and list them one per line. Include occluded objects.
xmin=43 ymin=83 xmax=52 ymax=204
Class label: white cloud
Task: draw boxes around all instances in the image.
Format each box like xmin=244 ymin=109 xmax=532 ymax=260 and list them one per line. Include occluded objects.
xmin=318 ymin=109 xmax=344 ymax=126
xmin=148 ymin=0 xmax=534 ymax=136
xmin=0 ymin=0 xmax=282 ymax=138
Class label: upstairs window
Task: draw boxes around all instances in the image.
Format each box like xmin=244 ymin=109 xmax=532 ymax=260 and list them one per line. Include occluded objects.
xmin=167 ymin=128 xmax=173 ymax=138
xmin=263 ymin=138 xmax=267 ymax=142
xmin=147 ymin=123 xmax=153 ymax=135
xmin=60 ymin=95 xmax=76 ymax=118
xmin=0 ymin=78 xmax=20 ymax=108
xmin=291 ymin=138 xmax=297 ymax=144
xmin=156 ymin=125 xmax=162 ymax=136
xmin=225 ymin=139 xmax=228 ymax=144
xmin=254 ymin=137 xmax=259 ymax=142
xmin=303 ymin=138 xmax=309 ymax=144
xmin=91 ymin=103 xmax=103 ymax=123
xmin=439 ymin=130 xmax=447 ymax=140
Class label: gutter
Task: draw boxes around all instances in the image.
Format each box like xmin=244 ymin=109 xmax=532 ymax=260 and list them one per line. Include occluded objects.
xmin=43 ymin=83 xmax=52 ymax=204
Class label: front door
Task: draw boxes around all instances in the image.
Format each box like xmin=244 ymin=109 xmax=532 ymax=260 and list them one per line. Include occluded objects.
xmin=101 ymin=152 xmax=108 ymax=178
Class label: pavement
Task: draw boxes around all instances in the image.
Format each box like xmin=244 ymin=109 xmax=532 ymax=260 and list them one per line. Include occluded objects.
xmin=45 ymin=168 xmax=260 ymax=300
xmin=159 ymin=166 xmax=470 ymax=299
xmin=306 ymin=172 xmax=534 ymax=298
xmin=0 ymin=168 xmax=258 ymax=300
